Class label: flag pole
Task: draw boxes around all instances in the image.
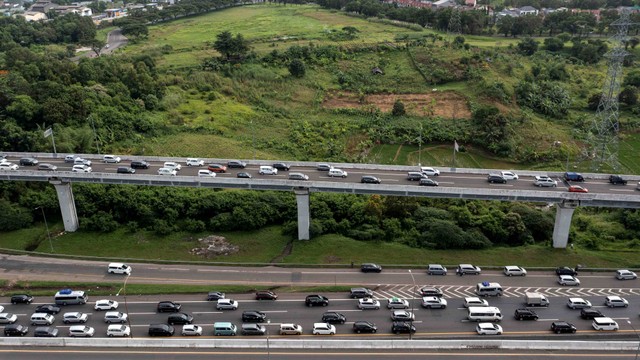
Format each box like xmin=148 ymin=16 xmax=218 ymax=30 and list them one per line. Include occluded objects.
xmin=453 ymin=140 xmax=458 ymax=168
xmin=44 ymin=127 xmax=57 ymax=157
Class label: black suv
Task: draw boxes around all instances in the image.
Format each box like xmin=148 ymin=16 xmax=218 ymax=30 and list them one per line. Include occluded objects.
xmin=322 ymin=312 xmax=346 ymax=324
xmin=407 ymin=172 xmax=426 ymax=181
xmin=4 ymin=324 xmax=28 ymax=336
xmin=206 ymin=291 xmax=225 ymax=301
xmin=555 ymin=267 xmax=578 ymax=276
xmin=419 ymin=287 xmax=443 ymax=297
xmin=360 ymin=263 xmax=382 ymax=273
xmin=34 ymin=326 xmax=58 ymax=337
xmin=157 ymin=301 xmax=182 ymax=313
xmin=19 ymin=157 xmax=38 ymax=166
xmin=130 ymin=160 xmax=151 ymax=169
xmin=609 ymin=175 xmax=627 ymax=185
xmin=564 ymin=172 xmax=584 ymax=182
xmin=305 ymin=294 xmax=329 ymax=307
xmin=349 ymin=288 xmax=373 ymax=299
xmin=514 ymin=308 xmax=539 ymax=320
xmin=551 ymin=321 xmax=577 ymax=334
xmin=35 ymin=304 xmax=61 ymax=314
xmin=117 ymin=167 xmax=135 ymax=174
xmin=392 ymin=321 xmax=416 ymax=334
xmin=487 ymin=174 xmax=507 ymax=184
xmin=361 ymin=175 xmax=381 ymax=184
xmin=11 ymin=294 xmax=34 ymax=304
xmin=227 ymin=160 xmax=247 ymax=168
xmin=167 ymin=313 xmax=193 ymax=325
xmin=242 ymin=310 xmax=267 ymax=322
xmin=148 ymin=324 xmax=175 ymax=336
xmin=273 ymin=163 xmax=290 ymax=171
xmin=580 ymin=308 xmax=604 ymax=320
xmin=256 ymin=290 xmax=278 ymax=300
xmin=353 ymin=321 xmax=377 ymax=333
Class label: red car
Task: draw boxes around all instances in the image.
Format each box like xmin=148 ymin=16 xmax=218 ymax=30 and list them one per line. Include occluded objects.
xmin=207 ymin=164 xmax=227 ymax=173
xmin=568 ymin=185 xmax=588 ymax=193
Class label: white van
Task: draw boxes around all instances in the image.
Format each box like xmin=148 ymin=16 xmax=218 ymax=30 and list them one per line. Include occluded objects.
xmin=30 ymin=313 xmax=55 ymax=325
xmin=163 ymin=162 xmax=182 ymax=171
xmin=328 ymin=168 xmax=348 ymax=178
xmin=475 ymin=282 xmax=503 ymax=297
xmin=107 ymin=263 xmax=132 ymax=275
xmin=198 ymin=169 xmax=216 ymax=177
xmin=103 ymin=155 xmax=121 ymax=163
xmin=592 ymin=317 xmax=619 ymax=331
xmin=467 ymin=306 xmax=503 ymax=322
xmin=259 ymin=166 xmax=278 ymax=175
xmin=158 ymin=167 xmax=177 ymax=176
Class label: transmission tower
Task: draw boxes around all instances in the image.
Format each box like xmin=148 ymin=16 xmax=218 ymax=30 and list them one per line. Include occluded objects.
xmin=586 ymin=10 xmax=634 ymax=172
xmin=448 ymin=7 xmax=462 ymax=35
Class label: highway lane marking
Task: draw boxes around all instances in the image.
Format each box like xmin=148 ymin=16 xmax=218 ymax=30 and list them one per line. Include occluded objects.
xmin=536 ymin=319 xmax=560 ymax=321
xmin=160 ymin=267 xmax=189 ymax=271
xmin=191 ymin=311 xmax=224 ymax=314
xmin=609 ymin=189 xmax=636 ymax=192
xmin=129 ymin=312 xmax=158 ymax=315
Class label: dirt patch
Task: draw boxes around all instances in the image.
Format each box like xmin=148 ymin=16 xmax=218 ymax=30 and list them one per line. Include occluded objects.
xmin=190 ymin=235 xmax=239 ymax=258
xmin=324 ymin=255 xmax=342 ymax=263
xmin=323 ymin=91 xmax=471 ymax=118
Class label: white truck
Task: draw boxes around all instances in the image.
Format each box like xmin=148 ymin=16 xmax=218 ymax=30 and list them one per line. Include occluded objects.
xmin=525 ymin=292 xmax=549 ymax=307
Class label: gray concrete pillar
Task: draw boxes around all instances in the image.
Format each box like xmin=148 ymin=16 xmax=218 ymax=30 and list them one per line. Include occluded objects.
xmin=294 ymin=188 xmax=310 ymax=240
xmin=50 ymin=180 xmax=79 ymax=232
xmin=552 ymin=200 xmax=579 ymax=248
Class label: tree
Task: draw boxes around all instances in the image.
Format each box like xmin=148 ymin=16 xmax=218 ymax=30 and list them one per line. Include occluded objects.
xmin=288 ymin=59 xmax=306 ymax=78
xmin=624 ymin=69 xmax=640 ymax=88
xmin=213 ymin=31 xmax=250 ymax=62
xmin=543 ymin=37 xmax=564 ymax=52
xmin=121 ymin=23 xmax=148 ymax=41
xmin=619 ymin=87 xmax=638 ymax=106
xmin=392 ymin=100 xmax=406 ymax=116
xmin=517 ymin=37 xmax=539 ymax=56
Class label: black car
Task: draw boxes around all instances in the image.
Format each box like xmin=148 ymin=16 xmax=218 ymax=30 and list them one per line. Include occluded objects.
xmin=273 ymin=163 xmax=290 ymax=171
xmin=407 ymin=172 xmax=427 ymax=181
xmin=551 ymin=321 xmax=577 ymax=334
xmin=255 ymin=290 xmax=278 ymax=300
xmin=19 ymin=157 xmax=38 ymax=166
xmin=148 ymin=324 xmax=175 ymax=336
xmin=34 ymin=326 xmax=58 ymax=337
xmin=242 ymin=310 xmax=267 ymax=322
xmin=316 ymin=164 xmax=331 ymax=171
xmin=361 ymin=175 xmax=381 ymax=184
xmin=227 ymin=160 xmax=247 ymax=168
xmin=487 ymin=174 xmax=507 ymax=184
xmin=4 ymin=324 xmax=28 ymax=336
xmin=419 ymin=287 xmax=443 ymax=297
xmin=352 ymin=321 xmax=377 ymax=334
xmin=350 ymin=288 xmax=373 ymax=299
xmin=241 ymin=323 xmax=266 ymax=335
xmin=360 ymin=263 xmax=382 ymax=273
xmin=564 ymin=172 xmax=584 ymax=182
xmin=580 ymin=308 xmax=604 ymax=320
xmin=157 ymin=301 xmax=182 ymax=313
xmin=514 ymin=308 xmax=539 ymax=320
xmin=392 ymin=321 xmax=416 ymax=334
xmin=609 ymin=175 xmax=627 ymax=185
xmin=207 ymin=291 xmax=226 ymax=301
xmin=237 ymin=172 xmax=252 ymax=179
xmin=305 ymin=294 xmax=329 ymax=307
xmin=167 ymin=313 xmax=193 ymax=325
xmin=116 ymin=167 xmax=136 ymax=174
xmin=131 ymin=160 xmax=151 ymax=169
xmin=555 ymin=267 xmax=578 ymax=276
xmin=11 ymin=294 xmax=34 ymax=304
xmin=419 ymin=178 xmax=439 ymax=186
xmin=322 ymin=312 xmax=346 ymax=324
xmin=35 ymin=304 xmax=61 ymax=314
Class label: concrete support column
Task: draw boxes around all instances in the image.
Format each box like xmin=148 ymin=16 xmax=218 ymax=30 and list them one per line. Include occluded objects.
xmin=552 ymin=200 xmax=579 ymax=248
xmin=294 ymin=188 xmax=310 ymax=240
xmin=50 ymin=180 xmax=79 ymax=232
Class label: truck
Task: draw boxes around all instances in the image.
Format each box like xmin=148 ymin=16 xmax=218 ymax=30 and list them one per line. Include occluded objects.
xmin=525 ymin=292 xmax=549 ymax=307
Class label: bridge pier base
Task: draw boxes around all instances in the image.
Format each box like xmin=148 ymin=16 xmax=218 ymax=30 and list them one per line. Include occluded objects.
xmin=50 ymin=179 xmax=79 ymax=232
xmin=294 ymin=188 xmax=310 ymax=240
xmin=552 ymin=200 xmax=579 ymax=248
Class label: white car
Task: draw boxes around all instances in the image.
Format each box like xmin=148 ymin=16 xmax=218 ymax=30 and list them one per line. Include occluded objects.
xmin=164 ymin=162 xmax=182 ymax=171
xmin=421 ymin=296 xmax=448 ymax=309
xmin=464 ymin=297 xmax=489 ymax=308
xmin=605 ymin=295 xmax=629 ymax=308
xmin=74 ymin=157 xmax=91 ymax=166
xmin=534 ymin=176 xmax=558 ymax=187
xmin=328 ymin=168 xmax=348 ymax=178
xmin=420 ymin=167 xmax=440 ymax=176
xmin=64 ymin=155 xmax=76 ymax=163
xmin=94 ymin=299 xmax=119 ymax=311
xmin=558 ymin=275 xmax=580 ymax=286
xmin=68 ymin=325 xmax=95 ymax=337
xmin=500 ymin=171 xmax=519 ymax=180
xmin=503 ymin=266 xmax=527 ymax=276
xmin=103 ymin=155 xmax=121 ymax=163
xmin=0 ymin=313 xmax=17 ymax=324
xmin=476 ymin=322 xmax=503 ymax=335
xmin=616 ymin=269 xmax=637 ymax=280
xmin=186 ymin=158 xmax=204 ymax=167
xmin=72 ymin=164 xmax=92 ymax=173
xmin=390 ymin=310 xmax=415 ymax=321
xmin=181 ymin=324 xmax=203 ymax=336
xmin=259 ymin=166 xmax=278 ymax=175
xmin=198 ymin=169 xmax=217 ymax=177
xmin=312 ymin=322 xmax=336 ymax=335
xmin=216 ymin=299 xmax=239 ymax=310
xmin=158 ymin=167 xmax=177 ymax=176
xmin=357 ymin=298 xmax=381 ymax=310
xmin=63 ymin=312 xmax=88 ymax=324
xmin=104 ymin=311 xmax=128 ymax=324
xmin=106 ymin=324 xmax=130 ymax=337
xmin=0 ymin=162 xmax=18 ymax=171
xmin=0 ymin=306 xmax=4 ymax=313
xmin=386 ymin=298 xmax=409 ymax=309
xmin=567 ymin=297 xmax=592 ymax=309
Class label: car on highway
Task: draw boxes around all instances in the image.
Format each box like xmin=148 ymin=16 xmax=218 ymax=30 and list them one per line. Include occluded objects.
xmin=94 ymin=300 xmax=118 ymax=311
xmin=273 ymin=163 xmax=290 ymax=171
xmin=558 ymin=275 xmax=580 ymax=286
xmin=72 ymin=164 xmax=92 ymax=173
xmin=419 ymin=178 xmax=440 ymax=187
xmin=163 ymin=161 xmax=181 ymax=171
xmin=390 ymin=310 xmax=415 ymax=321
xmin=259 ymin=165 xmax=278 ymax=175
xmin=288 ymin=172 xmax=309 ymax=180
xmin=37 ymin=163 xmax=57 ymax=171
xmin=103 ymin=155 xmax=121 ymax=163
xmin=186 ymin=158 xmax=205 ymax=167
xmin=609 ymin=175 xmax=627 ymax=185
xmin=227 ymin=160 xmax=247 ymax=169
xmin=4 ymin=324 xmax=28 ymax=336
xmin=64 ymin=155 xmax=76 ymax=163
xmin=255 ymin=290 xmax=278 ymax=300
xmin=514 ymin=308 xmax=538 ymax=320
xmin=464 ymin=297 xmax=489 ymax=308
xmin=216 ymin=299 xmax=239 ymax=310
xmin=361 ymin=263 xmax=382 ymax=273
xmin=74 ymin=157 xmax=91 ymax=166
xmin=0 ymin=313 xmax=17 ymax=324
xmin=242 ymin=310 xmax=266 ymax=322
xmin=206 ymin=291 xmax=226 ymax=301
xmin=503 ymin=266 xmax=527 ymax=276
xmin=387 ymin=297 xmax=409 ymax=309
xmin=357 ymin=298 xmax=381 ymax=310
xmin=181 ymin=324 xmax=203 ymax=336
xmin=551 ymin=321 xmax=577 ymax=334
xmin=564 ymin=172 xmax=584 ymax=182
xmin=168 ymin=313 xmax=194 ymax=325
xmin=157 ymin=301 xmax=181 ymax=312
xmin=63 ymin=312 xmax=88 ymax=324
xmin=197 ymin=169 xmax=216 ymax=177
xmin=237 ymin=172 xmax=252 ymax=178
xmin=350 ymin=288 xmax=373 ymax=299
xmin=605 ymin=295 xmax=629 ymax=308
xmin=420 ymin=286 xmax=443 ymax=297
xmin=592 ymin=317 xmax=619 ymax=331
xmin=241 ymin=323 xmax=266 ymax=335
xmin=322 ymin=312 xmax=346 ymax=324
xmin=500 ymin=171 xmax=519 ymax=180
xmin=568 ymin=185 xmax=588 ymax=193
xmin=312 ymin=322 xmax=336 ymax=335
xmin=566 ymin=297 xmax=591 ymax=309
xmin=361 ymin=175 xmax=381 ymax=184
xmin=352 ymin=321 xmax=377 ymax=333
xmin=328 ymin=168 xmax=348 ymax=178
xmin=103 ymin=311 xmax=127 ymax=324
xmin=279 ymin=323 xmax=303 ymax=335
xmin=0 ymin=162 xmax=19 ymax=170
xmin=616 ymin=269 xmax=637 ymax=280
xmin=456 ymin=264 xmax=481 ymax=275
xmin=427 ymin=264 xmax=447 ymax=275
xmin=421 ymin=296 xmax=448 ymax=309
xmin=580 ymin=308 xmax=604 ymax=320
xmin=476 ymin=322 xmax=503 ymax=335
xmin=19 ymin=157 xmax=38 ymax=166
xmin=107 ymin=324 xmax=130 ymax=337
xmin=157 ymin=167 xmax=177 ymax=176
xmin=10 ymin=294 xmax=33 ymax=304
xmin=556 ymin=267 xmax=578 ymax=276
xmin=487 ymin=173 xmax=507 ymax=184
xmin=34 ymin=326 xmax=58 ymax=337
xmin=407 ymin=172 xmax=428 ymax=181
xmin=117 ymin=167 xmax=136 ymax=174
xmin=35 ymin=304 xmax=60 ymax=314
xmin=533 ymin=175 xmax=557 ymax=187
xmin=391 ymin=321 xmax=416 ymax=334
xmin=316 ymin=164 xmax=331 ymax=171
xmin=420 ymin=167 xmax=440 ymax=176
xmin=207 ymin=164 xmax=227 ymax=173
xmin=131 ymin=160 xmax=151 ymax=169
xmin=148 ymin=324 xmax=174 ymax=336
xmin=68 ymin=325 xmax=95 ymax=337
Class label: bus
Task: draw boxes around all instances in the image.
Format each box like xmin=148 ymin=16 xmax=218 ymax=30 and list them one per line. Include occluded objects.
xmin=54 ymin=289 xmax=88 ymax=306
